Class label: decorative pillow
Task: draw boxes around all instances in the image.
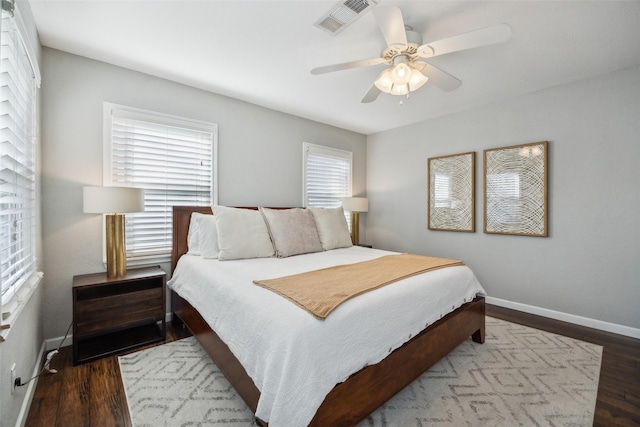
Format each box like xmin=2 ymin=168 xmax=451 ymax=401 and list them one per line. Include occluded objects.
xmin=198 ymin=214 xmax=220 ymax=259
xmin=308 ymin=206 xmax=352 ymax=250
xmin=186 ymin=212 xmax=203 ymax=255
xmin=259 ymin=208 xmax=323 ymax=258
xmin=212 ymin=205 xmax=274 ymax=261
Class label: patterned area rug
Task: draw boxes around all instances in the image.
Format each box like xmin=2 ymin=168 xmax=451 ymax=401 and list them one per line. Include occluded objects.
xmin=119 ymin=317 xmax=602 ymax=426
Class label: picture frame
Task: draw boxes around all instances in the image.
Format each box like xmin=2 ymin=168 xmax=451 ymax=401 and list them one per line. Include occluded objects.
xmin=483 ymin=141 xmax=548 ymax=237
xmin=427 ymin=151 xmax=475 ymax=232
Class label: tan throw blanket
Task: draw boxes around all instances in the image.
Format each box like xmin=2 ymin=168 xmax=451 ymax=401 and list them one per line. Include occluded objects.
xmin=253 ymin=254 xmax=464 ymax=320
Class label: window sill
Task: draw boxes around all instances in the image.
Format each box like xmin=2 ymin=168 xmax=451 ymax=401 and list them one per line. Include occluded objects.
xmin=1 ymin=271 xmax=44 ymax=343
xmin=127 ymin=253 xmax=171 ymax=267
xmin=100 ymin=253 xmax=171 ymax=270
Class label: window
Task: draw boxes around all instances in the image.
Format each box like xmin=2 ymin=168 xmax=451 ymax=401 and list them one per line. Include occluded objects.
xmin=302 ymin=142 xmax=352 ymax=225
xmin=104 ymin=103 xmax=217 ymax=264
xmin=0 ymin=8 xmax=39 ymax=309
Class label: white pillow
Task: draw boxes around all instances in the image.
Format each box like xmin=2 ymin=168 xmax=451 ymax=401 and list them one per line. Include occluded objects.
xmin=198 ymin=214 xmax=220 ymax=259
xmin=212 ymin=205 xmax=275 ymax=261
xmin=186 ymin=212 xmax=203 ymax=255
xmin=309 ymin=206 xmax=352 ymax=250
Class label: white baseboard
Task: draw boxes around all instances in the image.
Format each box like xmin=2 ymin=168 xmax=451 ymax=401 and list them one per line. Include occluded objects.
xmin=485 ymin=296 xmax=640 ymax=340
xmin=44 ymin=335 xmax=72 ymax=351
xmin=16 ymin=341 xmax=46 ymax=427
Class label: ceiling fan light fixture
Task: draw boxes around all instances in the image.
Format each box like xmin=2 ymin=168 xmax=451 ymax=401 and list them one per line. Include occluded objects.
xmin=375 ymin=58 xmax=428 ymax=96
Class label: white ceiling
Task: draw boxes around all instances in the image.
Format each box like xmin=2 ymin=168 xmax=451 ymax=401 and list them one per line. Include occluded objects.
xmin=28 ymin=0 xmax=640 ymax=135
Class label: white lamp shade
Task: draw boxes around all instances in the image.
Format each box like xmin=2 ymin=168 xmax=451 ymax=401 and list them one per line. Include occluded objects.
xmin=341 ymin=197 xmax=369 ymax=213
xmin=83 ymin=186 xmax=145 ymax=214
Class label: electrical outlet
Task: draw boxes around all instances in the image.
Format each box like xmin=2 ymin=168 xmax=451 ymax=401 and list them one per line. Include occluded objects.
xmin=10 ymin=363 xmax=16 ymax=394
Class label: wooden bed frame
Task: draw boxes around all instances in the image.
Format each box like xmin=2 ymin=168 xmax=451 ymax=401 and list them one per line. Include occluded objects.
xmin=170 ymin=206 xmax=485 ymax=426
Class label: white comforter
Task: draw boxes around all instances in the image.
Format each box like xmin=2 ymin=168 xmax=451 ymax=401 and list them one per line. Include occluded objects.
xmin=168 ymin=246 xmax=485 ymax=426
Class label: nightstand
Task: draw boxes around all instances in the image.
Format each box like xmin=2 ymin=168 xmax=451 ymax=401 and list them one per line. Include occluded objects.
xmin=72 ymin=266 xmax=166 ymax=365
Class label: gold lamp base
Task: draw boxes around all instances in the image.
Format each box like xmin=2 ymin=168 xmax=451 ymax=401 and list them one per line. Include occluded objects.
xmin=351 ymin=211 xmax=360 ymax=246
xmin=105 ymin=213 xmax=127 ymax=278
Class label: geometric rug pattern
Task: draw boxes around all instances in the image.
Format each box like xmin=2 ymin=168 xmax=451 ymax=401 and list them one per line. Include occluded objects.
xmin=119 ymin=317 xmax=602 ymax=427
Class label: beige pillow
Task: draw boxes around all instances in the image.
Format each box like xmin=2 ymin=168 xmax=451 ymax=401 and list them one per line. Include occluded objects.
xmin=309 ymin=206 xmax=352 ymax=250
xmin=259 ymin=208 xmax=322 ymax=258
xmin=212 ymin=206 xmax=274 ymax=260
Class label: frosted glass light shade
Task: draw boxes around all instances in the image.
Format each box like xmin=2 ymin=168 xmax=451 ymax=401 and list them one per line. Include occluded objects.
xmin=390 ymin=83 xmax=409 ymax=96
xmin=83 ymin=186 xmax=144 ymax=214
xmin=341 ymin=197 xmax=369 ymax=213
xmin=408 ymin=68 xmax=428 ymax=91
xmin=390 ymin=62 xmax=411 ymax=85
xmin=374 ymin=69 xmax=394 ymax=93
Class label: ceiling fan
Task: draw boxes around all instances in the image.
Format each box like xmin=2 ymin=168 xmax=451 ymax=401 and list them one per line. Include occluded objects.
xmin=311 ymin=6 xmax=512 ymax=103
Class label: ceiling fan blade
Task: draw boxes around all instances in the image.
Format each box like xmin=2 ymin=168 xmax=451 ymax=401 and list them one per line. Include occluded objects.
xmin=311 ymin=57 xmax=386 ymax=75
xmin=413 ymin=61 xmax=461 ymax=92
xmin=417 ymin=23 xmax=512 ymax=58
xmin=373 ymin=6 xmax=407 ymax=50
xmin=361 ymin=84 xmax=381 ymax=103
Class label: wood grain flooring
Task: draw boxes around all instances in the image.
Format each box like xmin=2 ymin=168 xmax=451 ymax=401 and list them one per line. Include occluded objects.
xmin=24 ymin=306 xmax=640 ymax=426
xmin=25 ymin=324 xmax=190 ymax=427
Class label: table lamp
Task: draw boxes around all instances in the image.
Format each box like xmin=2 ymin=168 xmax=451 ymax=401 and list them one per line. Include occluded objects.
xmin=83 ymin=186 xmax=144 ymax=278
xmin=341 ymin=197 xmax=369 ymax=246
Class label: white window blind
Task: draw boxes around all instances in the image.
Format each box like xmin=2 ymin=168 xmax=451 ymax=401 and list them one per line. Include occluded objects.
xmin=0 ymin=10 xmax=37 ymax=306
xmin=303 ymin=142 xmax=352 ymax=225
xmin=105 ymin=104 xmax=217 ymax=263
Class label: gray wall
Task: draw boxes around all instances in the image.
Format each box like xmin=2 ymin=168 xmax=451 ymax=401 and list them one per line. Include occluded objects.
xmin=366 ymin=65 xmax=640 ymax=330
xmin=40 ymin=48 xmax=367 ymax=340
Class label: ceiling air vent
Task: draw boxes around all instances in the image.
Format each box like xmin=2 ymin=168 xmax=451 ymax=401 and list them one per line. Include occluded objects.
xmin=314 ymin=0 xmax=377 ymax=35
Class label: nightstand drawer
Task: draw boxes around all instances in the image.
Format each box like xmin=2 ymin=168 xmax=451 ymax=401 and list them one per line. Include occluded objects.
xmin=75 ymin=290 xmax=164 ymax=337
xmin=75 ymin=287 xmax=163 ymax=321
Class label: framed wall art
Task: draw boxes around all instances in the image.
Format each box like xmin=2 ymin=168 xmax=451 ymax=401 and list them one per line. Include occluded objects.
xmin=484 ymin=141 xmax=548 ymax=237
xmin=428 ymin=151 xmax=475 ymax=232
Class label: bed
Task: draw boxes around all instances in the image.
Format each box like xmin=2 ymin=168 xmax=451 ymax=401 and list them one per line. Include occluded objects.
xmin=169 ymin=205 xmax=485 ymax=426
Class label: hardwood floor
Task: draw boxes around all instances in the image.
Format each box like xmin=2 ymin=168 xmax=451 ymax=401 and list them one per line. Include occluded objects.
xmin=24 ymin=306 xmax=640 ymax=426
xmin=25 ymin=323 xmax=191 ymax=427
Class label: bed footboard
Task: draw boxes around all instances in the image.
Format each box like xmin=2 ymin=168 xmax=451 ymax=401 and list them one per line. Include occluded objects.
xmin=172 ymin=290 xmax=484 ymax=427
xmin=311 ymin=296 xmax=485 ymax=426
